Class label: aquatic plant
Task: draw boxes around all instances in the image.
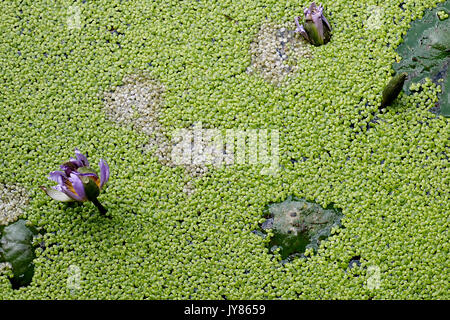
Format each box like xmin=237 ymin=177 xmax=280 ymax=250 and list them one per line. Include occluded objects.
xmin=294 ymin=3 xmax=332 ymax=46
xmin=380 ymin=72 xmax=408 ymax=109
xmin=0 ymin=220 xmax=38 ymax=288
xmin=40 ymin=149 xmax=110 ymax=216
xmin=261 ymin=197 xmax=342 ymax=261
xmin=394 ymin=1 xmax=450 ymax=116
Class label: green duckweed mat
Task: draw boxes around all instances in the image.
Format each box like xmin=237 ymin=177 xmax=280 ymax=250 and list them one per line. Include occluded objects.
xmin=0 ymin=0 xmax=448 ymax=299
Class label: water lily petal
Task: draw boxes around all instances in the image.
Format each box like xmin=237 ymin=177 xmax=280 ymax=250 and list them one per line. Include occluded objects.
xmin=70 ymin=157 xmax=83 ymax=167
xmin=294 ymin=16 xmax=302 ymax=29
xmin=40 ymin=186 xmax=74 ymax=202
xmin=294 ymin=17 xmax=310 ymax=41
xmin=99 ymin=159 xmax=110 ymax=189
xmin=70 ymin=160 xmax=83 ymax=168
xmin=61 ymin=160 xmax=82 ymax=176
xmin=322 ymin=14 xmax=331 ymax=31
xmin=53 ymin=184 xmax=65 ymax=192
xmin=74 ymin=148 xmax=89 ymax=167
xmin=54 ymin=184 xmax=83 ymax=202
xmin=61 ymin=186 xmax=85 ymax=201
xmin=49 ymin=171 xmax=66 ymax=184
xmin=56 ymin=174 xmax=85 ymax=202
xmin=310 ymin=9 xmax=324 ymax=41
xmin=304 ymin=6 xmax=310 ymax=16
xmin=69 ymin=173 xmax=86 ymax=201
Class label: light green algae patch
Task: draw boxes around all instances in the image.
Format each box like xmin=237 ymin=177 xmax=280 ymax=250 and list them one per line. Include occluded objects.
xmin=0 ymin=0 xmax=448 ymax=299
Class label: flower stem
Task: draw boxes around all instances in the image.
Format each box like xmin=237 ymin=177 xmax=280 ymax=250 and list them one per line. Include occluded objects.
xmin=91 ymin=198 xmax=108 ymax=217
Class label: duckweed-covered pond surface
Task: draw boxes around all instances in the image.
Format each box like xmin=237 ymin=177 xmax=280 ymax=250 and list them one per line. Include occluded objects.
xmin=0 ymin=0 xmax=448 ymax=299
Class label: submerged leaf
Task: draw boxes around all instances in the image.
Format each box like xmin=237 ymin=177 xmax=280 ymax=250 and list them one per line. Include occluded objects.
xmin=0 ymin=219 xmax=38 ymax=288
xmin=394 ymin=2 xmax=450 ymax=116
xmin=261 ymin=196 xmax=343 ymax=261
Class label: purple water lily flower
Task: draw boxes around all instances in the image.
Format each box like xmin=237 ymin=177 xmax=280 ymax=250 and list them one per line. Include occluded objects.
xmin=40 ymin=148 xmax=110 ymax=216
xmin=295 ymin=2 xmax=332 ymax=46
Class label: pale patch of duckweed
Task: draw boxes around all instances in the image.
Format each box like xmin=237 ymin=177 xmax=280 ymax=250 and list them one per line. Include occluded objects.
xmin=182 ymin=180 xmax=196 ymax=197
xmin=103 ymin=74 xmax=172 ymax=162
xmin=248 ymin=23 xmax=312 ymax=84
xmin=0 ymin=183 xmax=29 ymax=226
xmin=104 ymin=76 xmax=231 ymax=180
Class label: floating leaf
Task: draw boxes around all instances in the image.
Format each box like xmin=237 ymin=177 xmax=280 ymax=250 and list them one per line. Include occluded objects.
xmin=260 ymin=196 xmax=343 ymax=261
xmin=381 ymin=72 xmax=408 ymax=109
xmin=394 ymin=2 xmax=450 ymax=116
xmin=0 ymin=219 xmax=38 ymax=288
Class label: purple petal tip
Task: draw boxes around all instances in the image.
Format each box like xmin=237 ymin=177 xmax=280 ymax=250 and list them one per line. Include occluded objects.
xmin=99 ymin=159 xmax=110 ymax=189
xmin=74 ymin=148 xmax=89 ymax=167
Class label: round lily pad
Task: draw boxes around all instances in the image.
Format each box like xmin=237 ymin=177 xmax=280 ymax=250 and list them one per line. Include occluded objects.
xmin=260 ymin=196 xmax=343 ymax=261
xmin=0 ymin=219 xmax=38 ymax=288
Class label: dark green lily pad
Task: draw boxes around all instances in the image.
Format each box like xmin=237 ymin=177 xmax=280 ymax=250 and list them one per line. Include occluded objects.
xmin=260 ymin=196 xmax=343 ymax=261
xmin=0 ymin=219 xmax=38 ymax=288
xmin=394 ymin=1 xmax=450 ymax=116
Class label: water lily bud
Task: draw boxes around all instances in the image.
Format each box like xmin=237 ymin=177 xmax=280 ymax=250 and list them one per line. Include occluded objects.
xmin=295 ymin=3 xmax=332 ymax=46
xmin=380 ymin=72 xmax=408 ymax=109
